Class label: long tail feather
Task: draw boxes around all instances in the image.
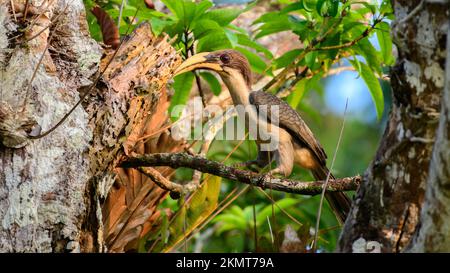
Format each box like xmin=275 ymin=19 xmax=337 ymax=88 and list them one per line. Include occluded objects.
xmin=312 ymin=166 xmax=351 ymax=224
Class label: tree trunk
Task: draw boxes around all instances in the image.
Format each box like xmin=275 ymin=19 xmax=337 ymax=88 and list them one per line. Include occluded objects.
xmin=0 ymin=0 xmax=180 ymax=252
xmin=407 ymin=21 xmax=450 ymax=252
xmin=337 ymin=0 xmax=448 ymax=252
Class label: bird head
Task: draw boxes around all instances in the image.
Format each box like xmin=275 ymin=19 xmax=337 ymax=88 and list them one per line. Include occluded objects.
xmin=174 ymin=50 xmax=252 ymax=88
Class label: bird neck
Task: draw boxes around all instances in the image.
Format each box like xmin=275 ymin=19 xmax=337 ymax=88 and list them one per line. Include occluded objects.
xmin=220 ymin=69 xmax=252 ymax=107
xmin=220 ymin=69 xmax=280 ymax=152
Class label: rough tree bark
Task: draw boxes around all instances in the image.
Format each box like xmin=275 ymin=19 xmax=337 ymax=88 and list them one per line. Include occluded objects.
xmin=407 ymin=22 xmax=450 ymax=252
xmin=338 ymin=0 xmax=449 ymax=252
xmin=0 ymin=0 xmax=180 ymax=252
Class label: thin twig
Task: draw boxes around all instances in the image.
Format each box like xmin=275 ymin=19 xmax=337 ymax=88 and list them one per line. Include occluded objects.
xmin=8 ymin=0 xmax=56 ymax=42
xmin=23 ymin=0 xmax=29 ymax=22
xmin=257 ymin=188 xmax=303 ymax=226
xmin=252 ymin=193 xmax=258 ymax=250
xmin=137 ymin=167 xmax=200 ymax=195
xmin=185 ymin=31 xmax=206 ymax=107
xmin=10 ymin=0 xmax=17 ymax=21
xmin=267 ymin=216 xmax=274 ymax=244
xmin=194 ymin=72 xmax=207 ymax=107
xmin=312 ymin=99 xmax=349 ymax=252
xmin=23 ymin=3 xmax=66 ymax=44
xmin=311 ymin=21 xmax=379 ymax=52
xmin=117 ymin=0 xmax=126 ymax=30
xmin=22 ymin=4 xmax=69 ymax=110
xmin=394 ymin=0 xmax=425 ymax=27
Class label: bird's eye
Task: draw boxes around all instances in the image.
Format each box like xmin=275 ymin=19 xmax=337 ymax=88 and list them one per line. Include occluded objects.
xmin=220 ymin=54 xmax=230 ymax=63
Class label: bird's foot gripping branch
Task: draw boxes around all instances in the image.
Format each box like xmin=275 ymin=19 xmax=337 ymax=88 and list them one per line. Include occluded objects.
xmin=118 ymin=152 xmax=361 ymax=197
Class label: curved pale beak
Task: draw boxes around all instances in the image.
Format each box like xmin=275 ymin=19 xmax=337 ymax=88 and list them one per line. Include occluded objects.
xmin=173 ymin=52 xmax=223 ymax=76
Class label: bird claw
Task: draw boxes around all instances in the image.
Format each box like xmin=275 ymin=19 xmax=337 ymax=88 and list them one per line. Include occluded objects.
xmin=266 ymin=168 xmax=286 ymax=178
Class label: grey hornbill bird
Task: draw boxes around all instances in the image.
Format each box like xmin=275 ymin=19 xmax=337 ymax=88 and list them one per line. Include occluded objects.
xmin=173 ymin=49 xmax=351 ymax=223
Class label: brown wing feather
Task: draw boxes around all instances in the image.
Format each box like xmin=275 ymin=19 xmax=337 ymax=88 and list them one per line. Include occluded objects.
xmin=249 ymin=91 xmax=327 ymax=165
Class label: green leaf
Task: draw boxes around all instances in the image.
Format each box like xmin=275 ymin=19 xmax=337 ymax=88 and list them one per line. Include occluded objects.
xmin=192 ymin=19 xmax=222 ymax=39
xmin=227 ymin=24 xmax=247 ymax=34
xmin=305 ymin=51 xmax=318 ymax=69
xmin=287 ymin=79 xmax=307 ymax=109
xmin=317 ymin=0 xmax=340 ymax=17
xmin=351 ymin=54 xmax=363 ymax=74
xmin=273 ymin=49 xmax=302 ymax=69
xmin=354 ymin=1 xmax=377 ymax=15
xmin=280 ymin=2 xmax=305 ymax=14
xmin=354 ymin=37 xmax=382 ymax=75
xmin=376 ymin=21 xmax=394 ymax=65
xmin=194 ymin=0 xmax=214 ymax=20
xmin=225 ymin=29 xmax=238 ymax=47
xmin=380 ymin=0 xmax=393 ymax=15
xmin=316 ymin=0 xmax=326 ymax=15
xmin=165 ymin=176 xmax=222 ymax=250
xmin=236 ymin=33 xmax=273 ymax=59
xmin=199 ymin=72 xmax=222 ymax=96
xmin=150 ymin=17 xmax=173 ymax=36
xmin=161 ymin=0 xmax=198 ymax=29
xmin=302 ymin=0 xmax=316 ymax=12
xmin=235 ymin=47 xmax=267 ymax=74
xmin=253 ymin=11 xmax=279 ymax=24
xmin=321 ymin=32 xmax=341 ymax=60
xmin=197 ymin=31 xmax=232 ymax=52
xmin=256 ymin=198 xmax=299 ymax=224
xmin=164 ymin=20 xmax=185 ymax=41
xmin=290 ymin=18 xmax=308 ymax=38
xmin=213 ymin=214 xmax=246 ymax=229
xmin=181 ymin=1 xmax=198 ymax=29
xmin=254 ymin=14 xmax=292 ymax=39
xmin=169 ymin=72 xmax=195 ymax=121
xmin=201 ymin=8 xmax=242 ymax=26
xmin=350 ymin=60 xmax=384 ymax=120
xmin=342 ymin=20 xmax=366 ymax=34
xmin=107 ymin=6 xmax=137 ymax=18
xmin=161 ymin=0 xmax=183 ymax=19
xmin=328 ymin=0 xmax=340 ymax=17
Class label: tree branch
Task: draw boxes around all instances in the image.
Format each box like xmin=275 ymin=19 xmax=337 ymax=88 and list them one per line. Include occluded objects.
xmin=311 ymin=20 xmax=379 ymax=52
xmin=119 ymin=153 xmax=361 ymax=196
xmin=136 ymin=167 xmax=200 ymax=198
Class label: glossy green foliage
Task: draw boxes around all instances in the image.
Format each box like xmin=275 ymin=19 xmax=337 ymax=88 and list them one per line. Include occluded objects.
xmin=84 ymin=0 xmax=393 ymax=120
xmin=256 ymin=0 xmax=394 ymax=119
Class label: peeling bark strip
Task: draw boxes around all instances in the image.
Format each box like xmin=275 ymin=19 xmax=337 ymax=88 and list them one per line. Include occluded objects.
xmin=0 ymin=0 xmax=180 ymax=252
xmin=86 ymin=23 xmax=180 ymax=177
xmin=119 ymin=153 xmax=361 ymax=195
xmin=83 ymin=22 xmax=180 ymax=252
xmin=99 ymin=42 xmax=183 ymax=251
xmin=337 ymin=0 xmax=448 ymax=252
